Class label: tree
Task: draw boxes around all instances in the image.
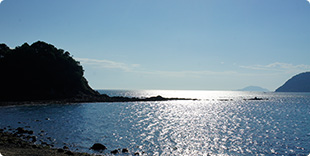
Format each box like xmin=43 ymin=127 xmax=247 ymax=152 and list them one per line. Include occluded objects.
xmin=0 ymin=41 xmax=98 ymax=101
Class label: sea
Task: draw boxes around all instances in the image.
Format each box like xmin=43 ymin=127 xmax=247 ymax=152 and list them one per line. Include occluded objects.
xmin=0 ymin=90 xmax=309 ymax=156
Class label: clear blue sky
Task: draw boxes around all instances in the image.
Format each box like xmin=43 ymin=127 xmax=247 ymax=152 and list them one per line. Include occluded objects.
xmin=1 ymin=0 xmax=310 ymax=91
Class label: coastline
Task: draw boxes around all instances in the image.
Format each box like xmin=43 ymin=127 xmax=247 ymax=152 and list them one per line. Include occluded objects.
xmin=0 ymin=130 xmax=98 ymax=156
xmin=0 ymin=94 xmax=196 ymax=107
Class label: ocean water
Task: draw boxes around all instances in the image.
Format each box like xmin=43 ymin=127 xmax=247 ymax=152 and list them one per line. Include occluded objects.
xmin=0 ymin=90 xmax=309 ymax=155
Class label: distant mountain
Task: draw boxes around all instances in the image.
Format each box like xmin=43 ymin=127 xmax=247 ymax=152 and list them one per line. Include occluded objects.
xmin=275 ymin=72 xmax=310 ymax=92
xmin=237 ymin=86 xmax=269 ymax=92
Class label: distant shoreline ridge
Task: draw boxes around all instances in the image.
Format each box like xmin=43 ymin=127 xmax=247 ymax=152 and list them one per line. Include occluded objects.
xmin=0 ymin=93 xmax=195 ymax=106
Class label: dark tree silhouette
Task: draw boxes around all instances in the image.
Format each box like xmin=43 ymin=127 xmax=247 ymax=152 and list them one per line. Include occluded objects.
xmin=0 ymin=41 xmax=98 ymax=101
xmin=0 ymin=41 xmax=193 ymax=103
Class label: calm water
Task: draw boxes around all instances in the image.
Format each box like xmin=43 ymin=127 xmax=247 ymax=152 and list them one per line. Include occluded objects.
xmin=0 ymin=90 xmax=309 ymax=155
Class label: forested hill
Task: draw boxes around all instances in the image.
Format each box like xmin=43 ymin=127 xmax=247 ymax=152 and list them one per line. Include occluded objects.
xmin=275 ymin=72 xmax=310 ymax=92
xmin=0 ymin=41 xmax=98 ymax=101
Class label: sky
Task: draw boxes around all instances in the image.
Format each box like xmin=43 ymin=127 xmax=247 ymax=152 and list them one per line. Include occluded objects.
xmin=0 ymin=0 xmax=310 ymax=91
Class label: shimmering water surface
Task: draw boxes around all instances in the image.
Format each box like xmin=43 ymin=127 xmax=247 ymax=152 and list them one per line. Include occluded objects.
xmin=0 ymin=90 xmax=309 ymax=155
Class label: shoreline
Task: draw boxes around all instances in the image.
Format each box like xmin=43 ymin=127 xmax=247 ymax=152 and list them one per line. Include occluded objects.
xmin=0 ymin=130 xmax=99 ymax=156
xmin=0 ymin=94 xmax=196 ymax=107
xmin=0 ymin=126 xmax=144 ymax=156
xmin=0 ymin=93 xmax=269 ymax=107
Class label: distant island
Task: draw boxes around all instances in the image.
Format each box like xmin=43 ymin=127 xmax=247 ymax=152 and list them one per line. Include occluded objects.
xmin=237 ymin=86 xmax=269 ymax=92
xmin=0 ymin=41 xmax=191 ymax=105
xmin=275 ymin=72 xmax=310 ymax=92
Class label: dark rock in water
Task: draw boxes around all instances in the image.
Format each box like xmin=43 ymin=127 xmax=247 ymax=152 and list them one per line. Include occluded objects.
xmin=276 ymin=72 xmax=310 ymax=92
xmin=244 ymin=97 xmax=268 ymax=101
xmin=28 ymin=136 xmax=37 ymax=142
xmin=111 ymin=149 xmax=119 ymax=154
xmin=147 ymin=95 xmax=165 ymax=101
xmin=27 ymin=130 xmax=34 ymax=134
xmin=122 ymin=148 xmax=129 ymax=153
xmin=16 ymin=127 xmax=27 ymax=134
xmin=16 ymin=127 xmax=25 ymax=133
xmin=134 ymin=152 xmax=140 ymax=155
xmin=57 ymin=148 xmax=65 ymax=153
xmin=90 ymin=143 xmax=107 ymax=151
xmin=63 ymin=146 xmax=69 ymax=150
xmin=64 ymin=150 xmax=74 ymax=155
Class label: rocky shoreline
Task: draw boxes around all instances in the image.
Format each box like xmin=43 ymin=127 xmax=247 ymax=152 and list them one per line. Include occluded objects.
xmin=0 ymin=129 xmax=97 ymax=156
xmin=0 ymin=93 xmax=269 ymax=107
xmin=0 ymin=93 xmax=196 ymax=107
xmin=0 ymin=126 xmax=143 ymax=156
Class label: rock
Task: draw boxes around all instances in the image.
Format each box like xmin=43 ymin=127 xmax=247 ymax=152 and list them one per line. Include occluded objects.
xmin=57 ymin=148 xmax=65 ymax=153
xmin=111 ymin=149 xmax=119 ymax=154
xmin=134 ymin=152 xmax=140 ymax=155
xmin=65 ymin=151 xmax=74 ymax=155
xmin=32 ymin=145 xmax=38 ymax=148
xmin=244 ymin=97 xmax=268 ymax=101
xmin=16 ymin=127 xmax=27 ymax=134
xmin=90 ymin=143 xmax=107 ymax=150
xmin=27 ymin=130 xmax=34 ymax=134
xmin=12 ymin=133 xmax=18 ymax=137
xmin=29 ymin=136 xmax=37 ymax=142
xmin=122 ymin=148 xmax=129 ymax=153
xmin=16 ymin=127 xmax=33 ymax=134
xmin=63 ymin=146 xmax=69 ymax=150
